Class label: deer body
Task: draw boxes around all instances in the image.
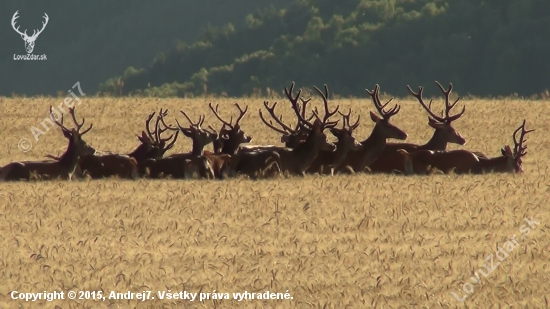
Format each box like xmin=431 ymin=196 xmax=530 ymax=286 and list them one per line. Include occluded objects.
xmin=369 ymin=81 xmax=467 ymax=173
xmin=76 ymin=110 xmax=178 ymax=179
xmin=398 ymin=119 xmax=534 ymax=175
xmin=335 ymin=85 xmax=408 ymax=174
xmin=0 ymin=106 xmax=95 ymax=181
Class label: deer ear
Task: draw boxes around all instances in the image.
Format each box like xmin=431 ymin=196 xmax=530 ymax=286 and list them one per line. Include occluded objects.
xmin=370 ymin=111 xmax=381 ymax=123
xmin=501 ymin=148 xmax=507 ymax=156
xmin=329 ymin=128 xmax=339 ymax=138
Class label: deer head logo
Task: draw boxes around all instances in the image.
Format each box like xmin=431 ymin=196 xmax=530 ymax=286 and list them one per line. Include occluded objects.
xmin=11 ymin=11 xmax=49 ymax=54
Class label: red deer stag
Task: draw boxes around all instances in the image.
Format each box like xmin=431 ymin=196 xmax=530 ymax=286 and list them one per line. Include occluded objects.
xmin=369 ymin=81 xmax=467 ymax=173
xmin=397 ymin=120 xmax=534 ymax=175
xmin=253 ymin=82 xmax=339 ymax=176
xmin=334 ymin=85 xmax=408 ymax=174
xmin=142 ymin=111 xmax=217 ymax=179
xmin=208 ymin=103 xmax=252 ymax=154
xmin=0 ymin=106 xmax=95 ymax=181
xmin=255 ymin=95 xmax=316 ymax=151
xmin=306 ymin=106 xmax=362 ymax=176
xmin=75 ymin=109 xmax=178 ymax=179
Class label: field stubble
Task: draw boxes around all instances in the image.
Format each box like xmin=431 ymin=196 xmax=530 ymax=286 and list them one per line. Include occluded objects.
xmin=0 ymin=96 xmax=549 ymax=308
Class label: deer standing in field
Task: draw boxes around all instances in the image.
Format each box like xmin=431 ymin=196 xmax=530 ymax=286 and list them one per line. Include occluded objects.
xmin=74 ymin=109 xmax=179 ymax=179
xmin=0 ymin=106 xmax=95 ymax=181
xmin=334 ymin=85 xmax=408 ymax=174
xmin=368 ymin=81 xmax=468 ymax=173
xmin=142 ymin=111 xmax=217 ymax=179
xmin=397 ymin=120 xmax=534 ymax=175
xmin=306 ymin=87 xmax=362 ymax=176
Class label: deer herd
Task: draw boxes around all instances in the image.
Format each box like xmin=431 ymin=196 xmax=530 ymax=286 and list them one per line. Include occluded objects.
xmin=0 ymin=81 xmax=535 ymax=181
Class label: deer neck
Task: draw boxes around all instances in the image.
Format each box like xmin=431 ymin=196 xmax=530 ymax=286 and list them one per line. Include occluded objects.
xmin=330 ymin=138 xmax=353 ymax=167
xmin=57 ymin=140 xmax=83 ymax=176
xmin=191 ymin=141 xmax=206 ymax=156
xmin=358 ymin=125 xmax=389 ymax=169
xmin=478 ymin=155 xmax=509 ymax=172
xmin=128 ymin=144 xmax=151 ymax=162
xmin=421 ymin=130 xmax=448 ymax=150
xmin=221 ymin=138 xmax=239 ymax=155
xmin=293 ymin=130 xmax=324 ymax=170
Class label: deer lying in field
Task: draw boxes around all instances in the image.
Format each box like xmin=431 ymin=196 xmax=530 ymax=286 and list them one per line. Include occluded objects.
xmin=255 ymin=96 xmax=316 ymax=151
xmin=222 ymin=150 xmax=282 ymax=179
xmin=73 ymin=109 xmax=178 ymax=179
xmin=0 ymin=106 xmax=95 ymax=181
xmin=397 ymin=120 xmax=534 ymax=175
xmin=369 ymin=81 xmax=468 ymax=173
xmin=250 ymin=82 xmax=339 ymax=177
xmin=334 ymin=84 xmax=408 ymax=174
xmin=142 ymin=111 xmax=217 ymax=179
xmin=306 ymin=88 xmax=362 ymax=176
xmin=208 ymin=102 xmax=252 ymax=154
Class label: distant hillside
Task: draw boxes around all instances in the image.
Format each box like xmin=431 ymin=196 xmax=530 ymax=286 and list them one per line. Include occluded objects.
xmin=0 ymin=0 xmax=292 ymax=96
xmin=100 ymin=0 xmax=550 ymax=98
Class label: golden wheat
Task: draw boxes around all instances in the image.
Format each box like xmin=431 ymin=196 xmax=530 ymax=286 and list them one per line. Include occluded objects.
xmin=0 ymin=96 xmax=548 ymax=308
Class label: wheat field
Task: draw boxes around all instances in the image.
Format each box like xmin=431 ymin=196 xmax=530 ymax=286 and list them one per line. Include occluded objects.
xmin=0 ymin=94 xmax=549 ymax=308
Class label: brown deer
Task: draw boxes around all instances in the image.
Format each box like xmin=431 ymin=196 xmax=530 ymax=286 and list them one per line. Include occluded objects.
xmin=306 ymin=89 xmax=362 ymax=176
xmin=75 ymin=109 xmax=179 ymax=179
xmin=397 ymin=120 xmax=534 ymax=175
xmin=254 ymin=96 xmax=316 ymax=151
xmin=256 ymin=82 xmax=339 ymax=176
xmin=222 ymin=150 xmax=282 ymax=179
xmin=142 ymin=111 xmax=217 ymax=179
xmin=334 ymin=85 xmax=408 ymax=174
xmin=208 ymin=103 xmax=252 ymax=154
xmin=472 ymin=120 xmax=534 ymax=173
xmin=369 ymin=81 xmax=468 ymax=173
xmin=0 ymin=106 xmax=95 ymax=181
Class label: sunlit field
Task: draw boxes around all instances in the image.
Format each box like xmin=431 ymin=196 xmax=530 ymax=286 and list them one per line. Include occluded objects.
xmin=0 ymin=95 xmax=549 ymax=308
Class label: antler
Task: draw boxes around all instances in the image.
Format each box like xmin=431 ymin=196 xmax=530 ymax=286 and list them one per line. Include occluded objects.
xmin=284 ymin=82 xmax=319 ymax=129
xmin=11 ymin=11 xmax=26 ymax=37
xmin=233 ymin=103 xmax=248 ymax=127
xmin=11 ymin=11 xmax=49 ymax=39
xmin=338 ymin=108 xmax=361 ymax=132
xmin=259 ymin=101 xmax=295 ymax=134
xmin=513 ymin=119 xmax=535 ymax=157
xmin=434 ymin=81 xmax=465 ymax=122
xmin=312 ymin=84 xmax=340 ymax=129
xmin=180 ymin=110 xmax=205 ymax=128
xmin=50 ymin=106 xmax=92 ymax=135
xmin=366 ymin=85 xmax=400 ymax=119
xmin=154 ymin=109 xmax=179 ymax=150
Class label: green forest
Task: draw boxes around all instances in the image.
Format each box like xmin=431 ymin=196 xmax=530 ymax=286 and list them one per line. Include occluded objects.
xmin=100 ymin=0 xmax=550 ymax=98
xmin=1 ymin=0 xmax=292 ymax=96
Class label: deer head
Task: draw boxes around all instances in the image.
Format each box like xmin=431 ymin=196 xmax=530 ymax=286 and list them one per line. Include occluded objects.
xmin=331 ymin=108 xmax=362 ymax=151
xmin=367 ymin=85 xmax=408 ymax=140
xmin=408 ymin=81 xmax=466 ymax=145
xmin=50 ymin=106 xmax=95 ymax=156
xmin=12 ymin=11 xmax=49 ymax=54
xmin=209 ymin=102 xmax=251 ymax=153
xmin=502 ymin=120 xmax=534 ymax=173
xmin=286 ymin=82 xmax=339 ymax=152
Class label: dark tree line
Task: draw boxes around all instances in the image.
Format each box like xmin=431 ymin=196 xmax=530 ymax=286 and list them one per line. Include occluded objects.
xmin=100 ymin=0 xmax=550 ymax=98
